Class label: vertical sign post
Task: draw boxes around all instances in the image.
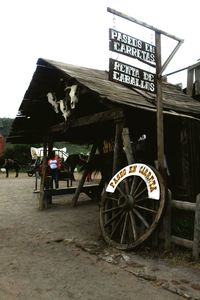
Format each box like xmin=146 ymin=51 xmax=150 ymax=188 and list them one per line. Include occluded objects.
xmin=155 ymin=31 xmax=165 ymax=178
xmin=107 ymin=7 xmax=183 ymax=185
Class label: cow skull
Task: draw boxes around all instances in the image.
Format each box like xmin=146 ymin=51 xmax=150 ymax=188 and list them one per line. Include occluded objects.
xmin=65 ymin=84 xmax=79 ymax=109
xmin=47 ymin=92 xmax=59 ymax=113
xmin=59 ymin=99 xmax=71 ymax=120
xmin=47 ymin=84 xmax=79 ymax=121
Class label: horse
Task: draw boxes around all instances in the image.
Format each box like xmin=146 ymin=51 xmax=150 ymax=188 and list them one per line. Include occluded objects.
xmin=65 ymin=152 xmax=115 ymax=186
xmin=64 ymin=153 xmax=91 ymax=181
xmin=2 ymin=158 xmax=19 ymax=177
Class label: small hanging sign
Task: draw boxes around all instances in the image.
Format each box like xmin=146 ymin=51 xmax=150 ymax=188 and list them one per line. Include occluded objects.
xmin=109 ymin=58 xmax=156 ymax=93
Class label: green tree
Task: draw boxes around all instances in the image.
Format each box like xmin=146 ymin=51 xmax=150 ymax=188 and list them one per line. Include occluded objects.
xmin=0 ymin=118 xmax=14 ymax=138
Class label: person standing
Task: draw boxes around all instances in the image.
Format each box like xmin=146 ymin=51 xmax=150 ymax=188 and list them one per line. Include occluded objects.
xmin=48 ymin=151 xmax=61 ymax=189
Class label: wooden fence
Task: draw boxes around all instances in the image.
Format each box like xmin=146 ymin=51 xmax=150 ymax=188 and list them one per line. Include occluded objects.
xmin=162 ymin=192 xmax=200 ymax=260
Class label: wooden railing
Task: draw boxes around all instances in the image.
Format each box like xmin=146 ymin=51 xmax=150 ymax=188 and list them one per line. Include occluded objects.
xmin=162 ymin=192 xmax=200 ymax=260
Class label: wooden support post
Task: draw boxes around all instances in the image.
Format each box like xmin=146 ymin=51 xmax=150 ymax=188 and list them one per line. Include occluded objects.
xmin=39 ymin=142 xmax=48 ymax=210
xmin=195 ymin=67 xmax=200 ymax=95
xmin=48 ymin=142 xmax=53 ymax=156
xmin=193 ymin=193 xmax=200 ymax=260
xmin=71 ymin=144 xmax=98 ymax=207
xmin=162 ymin=189 xmax=172 ymax=250
xmin=122 ymin=127 xmax=134 ymax=164
xmin=186 ymin=69 xmax=194 ymax=96
xmin=34 ymin=171 xmax=40 ymax=191
xmin=113 ymin=121 xmax=124 ymax=176
xmin=155 ymin=31 xmax=165 ymax=180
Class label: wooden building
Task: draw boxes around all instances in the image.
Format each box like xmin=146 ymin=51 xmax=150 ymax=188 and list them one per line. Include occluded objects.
xmin=7 ymin=58 xmax=200 ymax=201
xmin=6 ymin=57 xmax=200 ymax=250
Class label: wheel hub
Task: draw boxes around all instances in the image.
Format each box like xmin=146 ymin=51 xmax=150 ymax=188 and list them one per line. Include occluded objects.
xmin=125 ymin=194 xmax=135 ymax=210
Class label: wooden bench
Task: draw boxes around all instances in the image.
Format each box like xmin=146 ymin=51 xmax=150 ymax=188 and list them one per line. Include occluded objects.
xmin=43 ymin=184 xmax=101 ymax=207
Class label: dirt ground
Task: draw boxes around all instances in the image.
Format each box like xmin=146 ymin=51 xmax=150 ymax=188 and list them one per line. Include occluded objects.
xmin=0 ymin=171 xmax=200 ymax=300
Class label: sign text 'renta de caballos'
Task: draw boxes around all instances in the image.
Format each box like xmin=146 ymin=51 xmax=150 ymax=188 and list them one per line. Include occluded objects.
xmin=109 ymin=58 xmax=156 ymax=93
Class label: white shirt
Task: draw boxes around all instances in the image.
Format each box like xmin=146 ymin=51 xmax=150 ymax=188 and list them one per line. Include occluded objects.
xmin=49 ymin=159 xmax=58 ymax=170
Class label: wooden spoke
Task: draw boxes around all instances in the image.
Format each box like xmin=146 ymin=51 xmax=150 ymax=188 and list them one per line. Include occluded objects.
xmin=106 ymin=195 xmax=122 ymax=202
xmin=103 ymin=204 xmax=126 ymax=214
xmin=116 ymin=185 xmax=127 ymax=198
xmin=123 ymin=178 xmax=130 ymax=194
xmin=110 ymin=212 xmax=126 ymax=239
xmin=130 ymin=176 xmax=137 ymax=195
xmin=104 ymin=208 xmax=124 ymax=228
xmin=132 ymin=208 xmax=150 ymax=228
xmin=120 ymin=212 xmax=128 ymax=243
xmin=134 ymin=185 xmax=148 ymax=200
xmin=129 ymin=211 xmax=138 ymax=241
xmin=132 ymin=177 xmax=144 ymax=197
xmin=135 ymin=196 xmax=155 ymax=203
xmin=134 ymin=204 xmax=157 ymax=214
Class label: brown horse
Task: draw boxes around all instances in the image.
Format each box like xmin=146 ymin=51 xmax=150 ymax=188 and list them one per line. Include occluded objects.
xmin=3 ymin=158 xmax=19 ymax=177
xmin=64 ymin=153 xmax=88 ymax=181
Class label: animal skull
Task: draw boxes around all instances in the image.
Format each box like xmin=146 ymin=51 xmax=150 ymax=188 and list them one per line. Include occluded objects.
xmin=47 ymin=92 xmax=59 ymax=113
xmin=59 ymin=99 xmax=71 ymax=120
xmin=65 ymin=84 xmax=79 ymax=109
xmin=47 ymin=84 xmax=79 ymax=121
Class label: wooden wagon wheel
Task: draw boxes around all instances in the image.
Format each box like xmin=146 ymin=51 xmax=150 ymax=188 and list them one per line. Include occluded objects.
xmin=100 ymin=163 xmax=166 ymax=250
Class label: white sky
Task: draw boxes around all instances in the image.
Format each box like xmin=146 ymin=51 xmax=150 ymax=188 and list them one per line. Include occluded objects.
xmin=1 ymin=0 xmax=199 ymax=118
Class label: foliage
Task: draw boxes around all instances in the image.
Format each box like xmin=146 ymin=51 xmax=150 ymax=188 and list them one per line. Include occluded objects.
xmin=171 ymin=210 xmax=194 ymax=240
xmin=0 ymin=118 xmax=91 ymax=167
xmin=0 ymin=118 xmax=14 ymax=138
xmin=63 ymin=143 xmax=91 ymax=155
xmin=0 ymin=144 xmax=32 ymax=167
xmin=1 ymin=143 xmax=91 ymax=165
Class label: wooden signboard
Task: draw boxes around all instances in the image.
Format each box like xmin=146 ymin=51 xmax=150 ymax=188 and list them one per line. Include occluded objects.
xmin=109 ymin=58 xmax=156 ymax=93
xmin=109 ymin=28 xmax=156 ymax=67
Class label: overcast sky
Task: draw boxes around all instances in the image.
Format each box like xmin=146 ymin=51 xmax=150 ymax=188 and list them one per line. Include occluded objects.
xmin=1 ymin=0 xmax=199 ymax=118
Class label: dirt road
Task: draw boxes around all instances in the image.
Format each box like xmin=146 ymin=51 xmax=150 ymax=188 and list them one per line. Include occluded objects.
xmin=0 ymin=172 xmax=200 ymax=299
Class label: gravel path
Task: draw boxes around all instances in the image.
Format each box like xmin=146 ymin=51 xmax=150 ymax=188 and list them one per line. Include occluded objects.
xmin=0 ymin=172 xmax=200 ymax=299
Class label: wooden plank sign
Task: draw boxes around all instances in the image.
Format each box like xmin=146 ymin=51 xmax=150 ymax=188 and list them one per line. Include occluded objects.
xmin=109 ymin=28 xmax=156 ymax=67
xmin=109 ymin=58 xmax=156 ymax=93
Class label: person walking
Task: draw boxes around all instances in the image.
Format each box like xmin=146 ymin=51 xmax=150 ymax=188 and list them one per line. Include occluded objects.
xmin=48 ymin=151 xmax=61 ymax=189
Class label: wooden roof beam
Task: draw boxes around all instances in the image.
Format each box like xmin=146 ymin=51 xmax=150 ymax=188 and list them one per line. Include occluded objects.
xmin=50 ymin=108 xmax=125 ymax=133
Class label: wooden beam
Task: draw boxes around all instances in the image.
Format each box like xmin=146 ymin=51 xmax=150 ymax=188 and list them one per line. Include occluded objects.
xmin=171 ymin=235 xmax=193 ymax=249
xmin=113 ymin=121 xmax=124 ymax=175
xmin=195 ymin=67 xmax=200 ymax=95
xmin=51 ymin=109 xmax=124 ymax=133
xmin=107 ymin=7 xmax=183 ymax=42
xmin=162 ymin=190 xmax=172 ymax=250
xmin=71 ymin=144 xmax=98 ymax=207
xmin=188 ymin=61 xmax=200 ymax=71
xmin=160 ymin=40 xmax=183 ymax=76
xmin=193 ymin=194 xmax=200 ymax=260
xmin=122 ymin=128 xmax=134 ymax=164
xmin=172 ymin=199 xmax=196 ymax=211
xmin=39 ymin=142 xmax=48 ymax=210
xmin=187 ymin=69 xmax=194 ymax=96
xmin=155 ymin=31 xmax=165 ymax=180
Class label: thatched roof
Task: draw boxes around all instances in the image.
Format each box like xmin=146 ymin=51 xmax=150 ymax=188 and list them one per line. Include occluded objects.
xmin=7 ymin=58 xmax=200 ymax=144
